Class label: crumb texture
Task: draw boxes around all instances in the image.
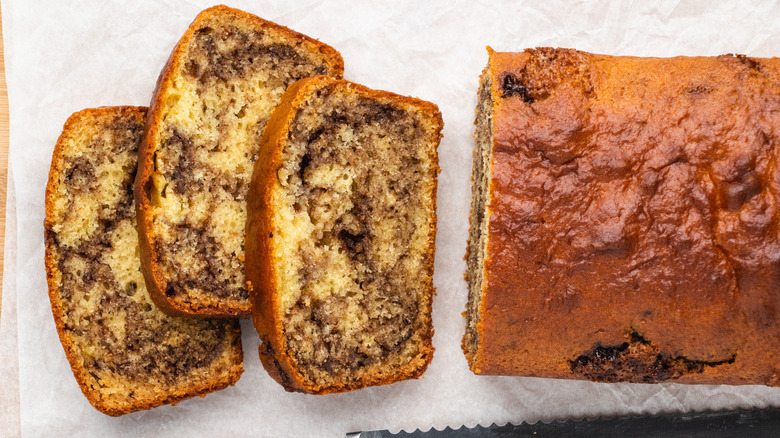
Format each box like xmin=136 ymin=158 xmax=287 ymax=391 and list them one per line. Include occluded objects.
xmin=266 ymin=80 xmax=439 ymax=391
xmin=467 ymin=49 xmax=780 ymax=386
xmin=464 ymin=72 xmax=494 ymax=365
xmin=45 ymin=107 xmax=242 ymax=415
xmin=144 ymin=7 xmax=342 ymax=313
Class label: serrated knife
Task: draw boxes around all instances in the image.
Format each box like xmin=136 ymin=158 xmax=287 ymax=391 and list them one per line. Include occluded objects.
xmin=347 ymin=408 xmax=780 ymax=437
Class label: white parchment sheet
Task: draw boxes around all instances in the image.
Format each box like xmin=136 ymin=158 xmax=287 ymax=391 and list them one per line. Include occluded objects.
xmin=3 ymin=0 xmax=780 ymax=436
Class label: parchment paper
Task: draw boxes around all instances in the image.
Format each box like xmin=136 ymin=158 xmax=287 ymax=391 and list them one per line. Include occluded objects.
xmin=3 ymin=0 xmax=780 ymax=436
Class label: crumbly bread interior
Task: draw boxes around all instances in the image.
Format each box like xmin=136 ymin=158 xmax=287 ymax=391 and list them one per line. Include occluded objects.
xmin=463 ymin=73 xmax=494 ymax=365
xmin=272 ymin=84 xmax=438 ymax=388
xmin=46 ymin=108 xmax=242 ymax=415
xmin=146 ymin=9 xmax=341 ymax=310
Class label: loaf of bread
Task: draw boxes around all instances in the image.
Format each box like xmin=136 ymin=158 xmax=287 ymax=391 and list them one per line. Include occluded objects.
xmin=464 ymin=48 xmax=780 ymax=386
xmin=135 ymin=5 xmax=344 ymax=317
xmin=44 ymin=107 xmax=244 ymax=416
xmin=246 ymin=76 xmax=442 ymax=393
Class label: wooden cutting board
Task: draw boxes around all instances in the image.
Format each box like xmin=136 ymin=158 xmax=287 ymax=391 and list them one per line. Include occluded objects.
xmin=0 ymin=3 xmax=10 ymax=321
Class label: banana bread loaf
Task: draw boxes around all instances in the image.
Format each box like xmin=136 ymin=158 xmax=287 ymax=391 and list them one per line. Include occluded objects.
xmin=135 ymin=5 xmax=344 ymax=317
xmin=44 ymin=107 xmax=244 ymax=416
xmin=465 ymin=48 xmax=780 ymax=386
xmin=246 ymin=76 xmax=442 ymax=394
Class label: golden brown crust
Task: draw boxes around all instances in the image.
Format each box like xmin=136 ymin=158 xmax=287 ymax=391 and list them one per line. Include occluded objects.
xmin=135 ymin=5 xmax=344 ymax=318
xmin=466 ymin=48 xmax=780 ymax=386
xmin=247 ymin=76 xmax=441 ymax=394
xmin=45 ymin=107 xmax=244 ymax=416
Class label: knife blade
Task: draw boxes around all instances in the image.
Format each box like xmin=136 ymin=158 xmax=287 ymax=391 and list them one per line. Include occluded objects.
xmin=347 ymin=408 xmax=780 ymax=437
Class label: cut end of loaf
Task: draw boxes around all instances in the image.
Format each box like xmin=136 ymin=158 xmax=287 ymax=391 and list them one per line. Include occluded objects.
xmin=255 ymin=78 xmax=441 ymax=393
xmin=463 ymin=70 xmax=495 ymax=371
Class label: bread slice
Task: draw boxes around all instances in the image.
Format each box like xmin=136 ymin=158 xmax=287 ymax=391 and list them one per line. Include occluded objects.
xmin=135 ymin=5 xmax=344 ymax=317
xmin=246 ymin=76 xmax=442 ymax=394
xmin=44 ymin=107 xmax=243 ymax=416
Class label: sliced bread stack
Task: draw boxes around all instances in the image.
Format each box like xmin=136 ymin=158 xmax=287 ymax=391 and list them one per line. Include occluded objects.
xmin=47 ymin=4 xmax=442 ymax=408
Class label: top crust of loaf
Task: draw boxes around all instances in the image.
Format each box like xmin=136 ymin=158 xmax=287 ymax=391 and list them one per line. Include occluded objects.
xmin=246 ymin=76 xmax=442 ymax=394
xmin=466 ymin=48 xmax=780 ymax=386
xmin=135 ymin=5 xmax=344 ymax=317
xmin=44 ymin=107 xmax=244 ymax=416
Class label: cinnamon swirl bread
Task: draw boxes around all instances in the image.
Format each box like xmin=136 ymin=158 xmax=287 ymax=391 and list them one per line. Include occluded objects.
xmin=44 ymin=107 xmax=243 ymax=416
